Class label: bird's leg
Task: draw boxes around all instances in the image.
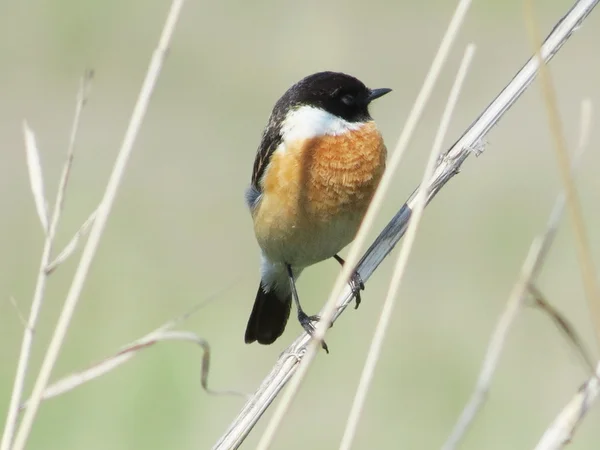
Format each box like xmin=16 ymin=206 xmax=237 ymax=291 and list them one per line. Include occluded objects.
xmin=333 ymin=254 xmax=365 ymax=309
xmin=286 ymin=263 xmax=328 ymax=353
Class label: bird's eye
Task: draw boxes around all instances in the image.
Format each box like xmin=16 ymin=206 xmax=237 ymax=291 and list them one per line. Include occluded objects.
xmin=341 ymin=94 xmax=355 ymax=106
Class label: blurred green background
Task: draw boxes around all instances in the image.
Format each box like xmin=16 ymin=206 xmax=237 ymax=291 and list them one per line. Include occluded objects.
xmin=1 ymin=0 xmax=600 ymax=449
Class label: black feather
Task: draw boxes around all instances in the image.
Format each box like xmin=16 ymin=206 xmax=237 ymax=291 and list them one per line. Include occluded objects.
xmin=250 ymin=71 xmax=377 ymax=193
xmin=245 ymin=283 xmax=291 ymax=345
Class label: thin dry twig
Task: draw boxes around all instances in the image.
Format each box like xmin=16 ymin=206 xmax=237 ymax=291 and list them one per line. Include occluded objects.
xmin=534 ymin=362 xmax=600 ymax=450
xmin=340 ymin=43 xmax=476 ymax=450
xmin=254 ymin=3 xmax=473 ymax=449
xmin=18 ymin=286 xmax=243 ymax=407
xmin=45 ymin=208 xmax=98 ymax=275
xmin=144 ymin=331 xmax=245 ymax=397
xmin=525 ymin=0 xmax=600 ymax=348
xmin=10 ymin=2 xmax=186 ymax=449
xmin=213 ymin=2 xmax=598 ymax=448
xmin=56 ymin=69 xmax=94 ymax=225
xmin=527 ymin=284 xmax=596 ymax=374
xmin=20 ymin=330 xmax=246 ymax=409
xmin=440 ymin=98 xmax=593 ymax=450
xmin=1 ymin=73 xmax=93 ymax=450
xmin=7 ymin=297 xmax=28 ymax=330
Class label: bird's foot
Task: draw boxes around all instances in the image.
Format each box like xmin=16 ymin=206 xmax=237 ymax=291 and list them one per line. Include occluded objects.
xmin=298 ymin=311 xmax=329 ymax=353
xmin=349 ymin=270 xmax=365 ymax=309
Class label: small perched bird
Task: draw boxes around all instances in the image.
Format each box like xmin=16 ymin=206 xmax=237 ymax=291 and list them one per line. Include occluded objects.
xmin=244 ymin=71 xmax=391 ymax=350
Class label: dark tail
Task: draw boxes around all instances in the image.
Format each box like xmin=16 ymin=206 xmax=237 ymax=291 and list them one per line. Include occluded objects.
xmin=244 ymin=283 xmax=291 ymax=345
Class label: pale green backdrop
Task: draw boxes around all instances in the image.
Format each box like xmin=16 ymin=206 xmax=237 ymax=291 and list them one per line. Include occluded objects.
xmin=1 ymin=1 xmax=600 ymax=449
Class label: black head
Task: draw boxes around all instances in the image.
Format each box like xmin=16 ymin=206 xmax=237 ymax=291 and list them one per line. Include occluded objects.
xmin=273 ymin=71 xmax=391 ymax=123
xmin=250 ymin=72 xmax=389 ymax=191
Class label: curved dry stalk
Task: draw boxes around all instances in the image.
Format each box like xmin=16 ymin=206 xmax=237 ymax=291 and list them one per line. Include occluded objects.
xmin=1 ymin=72 xmax=93 ymax=450
xmin=213 ymin=1 xmax=599 ymax=448
xmin=10 ymin=2 xmax=186 ymax=449
xmin=525 ymin=0 xmax=600 ymax=349
xmin=440 ymin=98 xmax=593 ymax=450
xmin=340 ymin=43 xmax=476 ymax=450
xmin=18 ymin=288 xmax=244 ymax=408
xmin=150 ymin=331 xmax=247 ymax=398
xmin=19 ymin=331 xmax=246 ymax=409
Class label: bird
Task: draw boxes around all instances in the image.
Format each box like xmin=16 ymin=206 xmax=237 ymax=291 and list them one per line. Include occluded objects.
xmin=244 ymin=71 xmax=391 ymax=351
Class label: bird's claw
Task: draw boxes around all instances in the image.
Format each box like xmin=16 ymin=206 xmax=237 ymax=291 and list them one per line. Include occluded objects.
xmin=298 ymin=311 xmax=329 ymax=353
xmin=349 ymin=271 xmax=365 ymax=309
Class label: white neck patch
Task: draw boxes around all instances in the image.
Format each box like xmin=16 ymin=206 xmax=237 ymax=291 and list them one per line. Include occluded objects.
xmin=279 ymin=105 xmax=365 ymax=143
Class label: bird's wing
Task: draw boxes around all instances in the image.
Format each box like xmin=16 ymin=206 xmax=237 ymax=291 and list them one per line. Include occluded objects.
xmin=251 ymin=118 xmax=283 ymax=192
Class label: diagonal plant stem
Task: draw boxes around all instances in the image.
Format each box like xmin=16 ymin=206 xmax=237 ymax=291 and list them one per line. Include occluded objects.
xmin=525 ymin=0 xmax=600 ymax=350
xmin=340 ymin=43 xmax=476 ymax=450
xmin=213 ymin=1 xmax=599 ymax=448
xmin=10 ymin=2 xmax=186 ymax=449
xmin=45 ymin=207 xmax=98 ymax=275
xmin=440 ymin=98 xmax=593 ymax=450
xmin=55 ymin=70 xmax=94 ymax=228
xmin=528 ymin=283 xmax=596 ymax=374
xmin=1 ymin=72 xmax=93 ymax=450
xmin=255 ymin=2 xmax=473 ymax=449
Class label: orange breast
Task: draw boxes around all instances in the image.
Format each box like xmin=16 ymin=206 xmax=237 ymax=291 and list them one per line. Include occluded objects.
xmin=301 ymin=122 xmax=386 ymax=220
xmin=253 ymin=121 xmax=386 ymax=260
xmin=262 ymin=121 xmax=385 ymax=219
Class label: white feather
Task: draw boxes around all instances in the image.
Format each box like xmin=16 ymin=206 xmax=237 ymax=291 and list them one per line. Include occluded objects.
xmin=279 ymin=105 xmax=362 ymax=144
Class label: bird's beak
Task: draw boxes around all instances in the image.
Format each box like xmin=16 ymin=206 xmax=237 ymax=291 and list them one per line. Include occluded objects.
xmin=367 ymin=88 xmax=392 ymax=103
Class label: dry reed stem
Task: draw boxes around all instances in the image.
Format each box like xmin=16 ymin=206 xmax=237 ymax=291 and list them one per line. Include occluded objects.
xmin=525 ymin=0 xmax=600 ymax=350
xmin=10 ymin=2 xmax=186 ymax=448
xmin=1 ymin=72 xmax=93 ymax=450
xmin=531 ymin=102 xmax=597 ymax=450
xmin=254 ymin=2 xmax=473 ymax=449
xmin=213 ymin=1 xmax=598 ymax=448
xmin=339 ymin=43 xmax=476 ymax=450
xmin=440 ymin=98 xmax=593 ymax=450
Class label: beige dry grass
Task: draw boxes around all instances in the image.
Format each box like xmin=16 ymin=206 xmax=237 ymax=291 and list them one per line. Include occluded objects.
xmin=1 ymin=1 xmax=600 ymax=449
